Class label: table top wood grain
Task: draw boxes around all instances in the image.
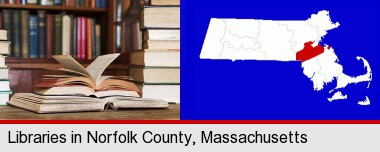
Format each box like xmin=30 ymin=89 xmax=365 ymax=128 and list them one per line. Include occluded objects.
xmin=0 ymin=104 xmax=179 ymax=120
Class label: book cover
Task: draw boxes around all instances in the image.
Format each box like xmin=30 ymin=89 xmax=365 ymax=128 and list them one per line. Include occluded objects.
xmin=86 ymin=18 xmax=92 ymax=60
xmin=80 ymin=17 xmax=86 ymax=59
xmin=46 ymin=14 xmax=54 ymax=59
xmin=76 ymin=17 xmax=81 ymax=59
xmin=91 ymin=19 xmax=96 ymax=59
xmin=29 ymin=15 xmax=38 ymax=58
xmin=12 ymin=10 xmax=21 ymax=58
xmin=95 ymin=24 xmax=101 ymax=58
xmin=2 ymin=10 xmax=12 ymax=55
xmin=26 ymin=0 xmax=37 ymax=4
xmin=20 ymin=10 xmax=29 ymax=58
xmin=71 ymin=17 xmax=78 ymax=58
xmin=62 ymin=15 xmax=71 ymax=55
xmin=54 ymin=14 xmax=62 ymax=55
xmin=37 ymin=10 xmax=46 ymax=58
xmin=53 ymin=0 xmax=62 ymax=5
xmin=39 ymin=0 xmax=53 ymax=5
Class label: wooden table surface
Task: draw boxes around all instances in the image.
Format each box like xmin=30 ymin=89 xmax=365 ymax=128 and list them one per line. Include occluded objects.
xmin=0 ymin=104 xmax=179 ymax=120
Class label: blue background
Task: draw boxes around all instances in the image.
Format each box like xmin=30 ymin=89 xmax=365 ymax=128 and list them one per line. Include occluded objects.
xmin=181 ymin=0 xmax=379 ymax=119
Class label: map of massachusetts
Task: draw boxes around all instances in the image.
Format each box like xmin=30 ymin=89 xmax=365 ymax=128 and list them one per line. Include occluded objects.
xmin=200 ymin=10 xmax=372 ymax=105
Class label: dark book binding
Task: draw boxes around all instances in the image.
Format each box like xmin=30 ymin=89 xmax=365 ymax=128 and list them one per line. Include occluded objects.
xmin=21 ymin=10 xmax=30 ymax=58
xmin=12 ymin=10 xmax=21 ymax=58
xmin=2 ymin=10 xmax=12 ymax=56
xmin=54 ymin=14 xmax=62 ymax=55
xmin=46 ymin=14 xmax=54 ymax=59
xmin=29 ymin=15 xmax=38 ymax=58
xmin=37 ymin=10 xmax=46 ymax=58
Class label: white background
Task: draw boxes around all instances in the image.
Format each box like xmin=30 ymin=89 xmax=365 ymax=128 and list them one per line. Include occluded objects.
xmin=0 ymin=124 xmax=378 ymax=151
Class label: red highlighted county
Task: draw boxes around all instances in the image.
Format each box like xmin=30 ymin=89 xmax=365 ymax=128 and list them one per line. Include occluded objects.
xmin=296 ymin=41 xmax=326 ymax=62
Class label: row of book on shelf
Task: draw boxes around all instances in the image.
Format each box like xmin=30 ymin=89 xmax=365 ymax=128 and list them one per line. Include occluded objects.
xmin=1 ymin=9 xmax=101 ymax=59
xmin=0 ymin=29 xmax=11 ymax=105
xmin=130 ymin=1 xmax=180 ymax=103
xmin=0 ymin=0 xmax=108 ymax=8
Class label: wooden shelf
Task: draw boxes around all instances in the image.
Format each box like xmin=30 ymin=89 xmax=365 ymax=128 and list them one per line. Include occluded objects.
xmin=0 ymin=4 xmax=107 ymax=13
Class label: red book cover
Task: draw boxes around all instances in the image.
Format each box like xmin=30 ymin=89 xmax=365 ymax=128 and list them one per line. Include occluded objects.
xmin=46 ymin=14 xmax=54 ymax=59
xmin=81 ymin=17 xmax=86 ymax=60
xmin=65 ymin=0 xmax=76 ymax=6
xmin=76 ymin=17 xmax=81 ymax=59
xmin=86 ymin=18 xmax=92 ymax=60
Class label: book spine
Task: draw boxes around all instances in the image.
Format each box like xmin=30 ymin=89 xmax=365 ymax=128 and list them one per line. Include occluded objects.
xmin=26 ymin=0 xmax=37 ymax=4
xmin=80 ymin=17 xmax=86 ymax=59
xmin=95 ymin=0 xmax=100 ymax=8
xmin=37 ymin=11 xmax=46 ymax=58
xmin=102 ymin=0 xmax=107 ymax=8
xmin=76 ymin=17 xmax=81 ymax=59
xmin=0 ymin=12 xmax=2 ymax=29
xmin=15 ymin=0 xmax=21 ymax=4
xmin=22 ymin=0 xmax=26 ymax=5
xmin=2 ymin=10 xmax=11 ymax=56
xmin=12 ymin=10 xmax=21 ymax=58
xmin=71 ymin=15 xmax=77 ymax=58
xmin=54 ymin=14 xmax=62 ymax=55
xmin=95 ymin=24 xmax=101 ymax=58
xmin=86 ymin=18 xmax=92 ymax=60
xmin=45 ymin=14 xmax=54 ymax=59
xmin=65 ymin=0 xmax=75 ymax=6
xmin=90 ymin=0 xmax=94 ymax=7
xmin=29 ymin=15 xmax=38 ymax=58
xmin=53 ymin=0 xmax=61 ymax=5
xmin=20 ymin=10 xmax=29 ymax=58
xmin=91 ymin=19 xmax=95 ymax=59
xmin=62 ymin=15 xmax=71 ymax=55
xmin=39 ymin=0 xmax=53 ymax=5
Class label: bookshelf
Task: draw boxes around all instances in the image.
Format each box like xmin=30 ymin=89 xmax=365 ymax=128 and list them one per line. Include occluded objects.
xmin=0 ymin=0 xmax=130 ymax=93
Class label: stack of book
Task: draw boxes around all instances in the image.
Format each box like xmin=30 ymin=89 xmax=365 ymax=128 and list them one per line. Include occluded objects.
xmin=0 ymin=0 xmax=108 ymax=8
xmin=1 ymin=9 xmax=101 ymax=59
xmin=130 ymin=0 xmax=180 ymax=103
xmin=8 ymin=53 xmax=169 ymax=113
xmin=0 ymin=29 xmax=12 ymax=105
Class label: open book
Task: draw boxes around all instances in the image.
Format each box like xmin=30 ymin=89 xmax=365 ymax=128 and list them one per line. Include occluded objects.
xmin=8 ymin=93 xmax=169 ymax=114
xmin=33 ymin=54 xmax=141 ymax=98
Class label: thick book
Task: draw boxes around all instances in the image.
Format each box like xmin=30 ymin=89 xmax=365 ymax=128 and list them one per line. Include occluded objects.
xmin=46 ymin=14 xmax=54 ymax=59
xmin=0 ymin=79 xmax=11 ymax=91
xmin=143 ymin=40 xmax=180 ymax=49
xmin=39 ymin=0 xmax=53 ymax=5
xmin=129 ymin=66 xmax=180 ymax=84
xmin=130 ymin=49 xmax=180 ymax=67
xmin=150 ymin=0 xmax=180 ymax=6
xmin=143 ymin=29 xmax=180 ymax=41
xmin=12 ymin=10 xmax=21 ymax=57
xmin=29 ymin=15 xmax=38 ymax=58
xmin=33 ymin=54 xmax=142 ymax=97
xmin=0 ymin=68 xmax=9 ymax=79
xmin=54 ymin=14 xmax=62 ymax=55
xmin=137 ymin=84 xmax=180 ymax=103
xmin=140 ymin=7 xmax=180 ymax=29
xmin=0 ymin=29 xmax=8 ymax=40
xmin=0 ymin=92 xmax=11 ymax=106
xmin=0 ymin=55 xmax=6 ymax=67
xmin=21 ymin=10 xmax=30 ymax=58
xmin=37 ymin=11 xmax=47 ymax=58
xmin=8 ymin=93 xmax=169 ymax=113
xmin=62 ymin=14 xmax=71 ymax=55
xmin=26 ymin=0 xmax=37 ymax=4
xmin=0 ymin=41 xmax=10 ymax=55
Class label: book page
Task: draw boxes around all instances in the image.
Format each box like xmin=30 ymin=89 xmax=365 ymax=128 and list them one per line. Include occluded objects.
xmin=86 ymin=53 xmax=120 ymax=86
xmin=52 ymin=55 xmax=92 ymax=78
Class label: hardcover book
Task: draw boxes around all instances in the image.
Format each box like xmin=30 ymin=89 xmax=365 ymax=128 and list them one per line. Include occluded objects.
xmin=33 ymin=53 xmax=142 ymax=97
xmin=8 ymin=93 xmax=169 ymax=113
xmin=29 ymin=15 xmax=38 ymax=58
xmin=37 ymin=11 xmax=47 ymax=58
